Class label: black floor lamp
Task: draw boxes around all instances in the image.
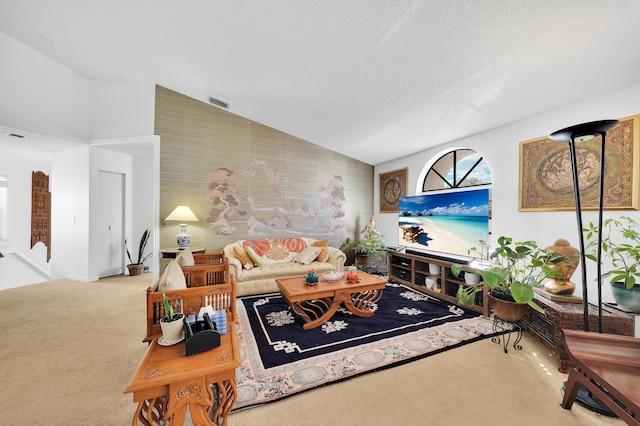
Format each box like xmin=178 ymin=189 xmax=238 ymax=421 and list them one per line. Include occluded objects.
xmin=549 ymin=119 xmax=619 ymax=415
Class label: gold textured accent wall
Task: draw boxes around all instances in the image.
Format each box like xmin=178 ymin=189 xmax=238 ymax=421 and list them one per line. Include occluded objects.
xmin=155 ymin=86 xmax=373 ymax=252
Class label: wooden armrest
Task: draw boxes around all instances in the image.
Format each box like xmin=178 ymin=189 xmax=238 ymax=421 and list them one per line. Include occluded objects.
xmin=193 ymin=253 xmax=225 ymax=265
xmin=561 ymin=329 xmax=640 ymax=424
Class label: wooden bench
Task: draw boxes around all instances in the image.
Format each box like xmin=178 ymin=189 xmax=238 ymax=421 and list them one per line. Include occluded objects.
xmin=145 ymin=258 xmax=236 ymax=343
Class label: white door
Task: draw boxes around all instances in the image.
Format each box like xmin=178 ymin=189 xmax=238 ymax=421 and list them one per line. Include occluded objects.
xmin=97 ymin=171 xmax=125 ymax=277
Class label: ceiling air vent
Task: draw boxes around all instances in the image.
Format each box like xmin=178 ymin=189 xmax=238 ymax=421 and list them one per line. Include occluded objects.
xmin=5 ymin=132 xmax=26 ymax=138
xmin=209 ymin=96 xmax=229 ymax=109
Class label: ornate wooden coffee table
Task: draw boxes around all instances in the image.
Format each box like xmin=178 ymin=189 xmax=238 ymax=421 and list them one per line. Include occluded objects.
xmin=276 ymin=271 xmax=386 ymax=330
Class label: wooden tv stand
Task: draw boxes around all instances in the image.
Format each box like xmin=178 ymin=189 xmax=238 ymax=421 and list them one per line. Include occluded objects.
xmin=387 ymin=250 xmax=489 ymax=316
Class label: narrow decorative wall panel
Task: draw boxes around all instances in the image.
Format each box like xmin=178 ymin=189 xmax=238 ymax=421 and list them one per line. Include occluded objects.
xmin=31 ymin=171 xmax=51 ymax=262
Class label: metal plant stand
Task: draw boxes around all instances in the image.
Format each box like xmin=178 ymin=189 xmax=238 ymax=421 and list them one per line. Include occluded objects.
xmin=491 ymin=317 xmax=523 ymax=353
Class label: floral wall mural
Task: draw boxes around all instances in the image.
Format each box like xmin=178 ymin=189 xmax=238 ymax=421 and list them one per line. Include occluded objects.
xmin=156 ymin=85 xmax=372 ymax=252
xmin=207 ymin=160 xmax=346 ymax=236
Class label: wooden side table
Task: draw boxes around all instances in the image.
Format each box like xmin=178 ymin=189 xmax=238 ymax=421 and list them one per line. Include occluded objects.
xmin=160 ymin=247 xmax=206 ymax=258
xmin=125 ymin=323 xmax=240 ymax=425
xmin=159 ymin=247 xmax=205 ymax=271
xmin=521 ymin=294 xmax=634 ymax=372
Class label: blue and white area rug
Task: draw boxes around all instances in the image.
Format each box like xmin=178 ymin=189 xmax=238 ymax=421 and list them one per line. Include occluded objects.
xmin=233 ymin=282 xmax=498 ymax=410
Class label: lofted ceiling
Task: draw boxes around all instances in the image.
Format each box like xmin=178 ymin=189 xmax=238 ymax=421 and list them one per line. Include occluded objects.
xmin=2 ymin=1 xmax=640 ymax=165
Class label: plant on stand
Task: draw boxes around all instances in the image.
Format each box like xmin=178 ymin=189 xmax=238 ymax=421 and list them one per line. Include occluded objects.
xmin=160 ymin=293 xmax=185 ymax=344
xmin=452 ymin=236 xmax=563 ymax=319
xmin=125 ymin=228 xmax=153 ymax=276
xmin=585 ymin=215 xmax=640 ymax=312
xmin=340 ymin=216 xmax=386 ymax=266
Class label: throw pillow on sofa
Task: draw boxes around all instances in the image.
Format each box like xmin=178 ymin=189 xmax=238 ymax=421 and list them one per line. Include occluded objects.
xmin=245 ymin=246 xmax=265 ymax=267
xmin=293 ymin=246 xmax=323 ymax=264
xmin=312 ymin=239 xmax=329 ymax=262
xmin=233 ymin=246 xmax=254 ymax=269
xmin=244 ymin=240 xmax=297 ymax=266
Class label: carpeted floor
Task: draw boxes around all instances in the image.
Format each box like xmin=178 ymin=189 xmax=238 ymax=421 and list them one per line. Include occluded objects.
xmin=0 ymin=275 xmax=624 ymax=425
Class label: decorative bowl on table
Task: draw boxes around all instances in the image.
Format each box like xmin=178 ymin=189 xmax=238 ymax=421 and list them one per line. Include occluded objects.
xmin=323 ymin=271 xmax=344 ymax=282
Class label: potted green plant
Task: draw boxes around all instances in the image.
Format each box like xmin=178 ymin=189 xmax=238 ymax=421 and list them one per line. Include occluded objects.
xmin=159 ymin=293 xmax=185 ymax=344
xmin=585 ymin=215 xmax=640 ymax=311
xmin=340 ymin=217 xmax=385 ymax=265
xmin=125 ymin=228 xmax=153 ymax=276
xmin=452 ymin=236 xmax=563 ymax=320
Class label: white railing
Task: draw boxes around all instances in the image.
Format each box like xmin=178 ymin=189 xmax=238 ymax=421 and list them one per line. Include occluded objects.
xmin=0 ymin=245 xmax=50 ymax=289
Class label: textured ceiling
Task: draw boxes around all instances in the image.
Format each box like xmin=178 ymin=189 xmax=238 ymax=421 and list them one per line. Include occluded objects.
xmin=2 ymin=0 xmax=640 ymax=165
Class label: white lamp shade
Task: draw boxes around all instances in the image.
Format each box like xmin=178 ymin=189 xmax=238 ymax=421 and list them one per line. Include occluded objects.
xmin=165 ymin=205 xmax=199 ymax=222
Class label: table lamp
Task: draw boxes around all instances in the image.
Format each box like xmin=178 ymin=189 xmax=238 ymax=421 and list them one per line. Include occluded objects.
xmin=165 ymin=205 xmax=199 ymax=249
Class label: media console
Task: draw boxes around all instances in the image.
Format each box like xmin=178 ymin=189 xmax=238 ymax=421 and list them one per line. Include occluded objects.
xmin=388 ymin=250 xmax=636 ymax=372
xmin=387 ymin=250 xmax=489 ymax=316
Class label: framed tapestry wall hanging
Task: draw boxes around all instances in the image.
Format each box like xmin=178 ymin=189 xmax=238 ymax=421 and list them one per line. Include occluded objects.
xmin=519 ymin=114 xmax=639 ymax=211
xmin=379 ymin=168 xmax=407 ymax=213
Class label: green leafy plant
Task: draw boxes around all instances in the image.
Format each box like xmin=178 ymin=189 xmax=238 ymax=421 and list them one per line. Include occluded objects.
xmin=340 ymin=236 xmax=386 ymax=260
xmin=585 ymin=215 xmax=640 ymax=289
xmin=452 ymin=236 xmax=563 ymax=313
xmin=125 ymin=228 xmax=152 ymax=265
xmin=340 ymin=217 xmax=386 ymax=260
xmin=467 ymin=240 xmax=491 ymax=264
xmin=162 ymin=293 xmax=174 ymax=320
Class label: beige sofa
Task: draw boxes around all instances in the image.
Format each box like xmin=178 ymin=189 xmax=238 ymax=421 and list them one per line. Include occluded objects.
xmin=223 ymin=237 xmax=346 ymax=296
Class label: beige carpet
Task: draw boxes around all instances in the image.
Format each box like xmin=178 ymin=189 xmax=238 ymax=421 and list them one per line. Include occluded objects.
xmin=0 ymin=275 xmax=623 ymax=425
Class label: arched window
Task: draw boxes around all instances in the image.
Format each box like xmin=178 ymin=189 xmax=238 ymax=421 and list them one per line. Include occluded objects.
xmin=422 ymin=148 xmax=491 ymax=191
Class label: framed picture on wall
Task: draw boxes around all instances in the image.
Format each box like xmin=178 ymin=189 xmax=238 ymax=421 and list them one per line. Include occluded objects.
xmin=379 ymin=168 xmax=408 ymax=213
xmin=519 ymin=114 xmax=639 ymax=211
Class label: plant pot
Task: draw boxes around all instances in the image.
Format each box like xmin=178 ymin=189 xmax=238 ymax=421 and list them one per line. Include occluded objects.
xmin=160 ymin=313 xmax=185 ymax=344
xmin=127 ymin=263 xmax=143 ymax=276
xmin=464 ymin=272 xmax=480 ymax=285
xmin=428 ymin=263 xmax=441 ymax=274
xmin=489 ymin=292 xmax=529 ymax=322
xmin=611 ymin=282 xmax=640 ymax=312
xmin=355 ymin=253 xmax=370 ymax=265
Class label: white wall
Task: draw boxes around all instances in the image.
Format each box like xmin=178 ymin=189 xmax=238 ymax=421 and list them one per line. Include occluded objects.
xmin=0 ymin=31 xmax=91 ymax=142
xmin=131 ymin=145 xmax=159 ymax=277
xmin=88 ymin=147 xmax=133 ymax=281
xmin=90 ymin=81 xmax=155 ymax=139
xmin=51 ymin=146 xmax=90 ymax=281
xmin=88 ymin=138 xmax=159 ymax=281
xmin=375 ymin=82 xmax=640 ymax=306
xmin=0 ymin=31 xmax=158 ymax=288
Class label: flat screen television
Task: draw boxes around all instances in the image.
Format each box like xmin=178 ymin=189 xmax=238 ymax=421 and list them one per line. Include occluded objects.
xmin=398 ymin=188 xmax=491 ymax=263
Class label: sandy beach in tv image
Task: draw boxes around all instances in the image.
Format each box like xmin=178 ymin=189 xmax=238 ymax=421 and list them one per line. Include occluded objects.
xmin=398 ymin=189 xmax=490 ymax=258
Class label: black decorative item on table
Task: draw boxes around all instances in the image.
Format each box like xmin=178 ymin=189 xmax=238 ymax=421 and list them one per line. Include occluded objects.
xmin=183 ymin=312 xmax=221 ymax=356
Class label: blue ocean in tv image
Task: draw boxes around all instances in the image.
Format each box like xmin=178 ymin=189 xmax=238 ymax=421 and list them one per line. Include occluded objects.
xmin=398 ymin=188 xmax=490 ymax=259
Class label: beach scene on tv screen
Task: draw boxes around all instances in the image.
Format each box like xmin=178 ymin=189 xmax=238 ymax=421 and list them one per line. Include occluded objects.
xmin=398 ymin=188 xmax=490 ymax=258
